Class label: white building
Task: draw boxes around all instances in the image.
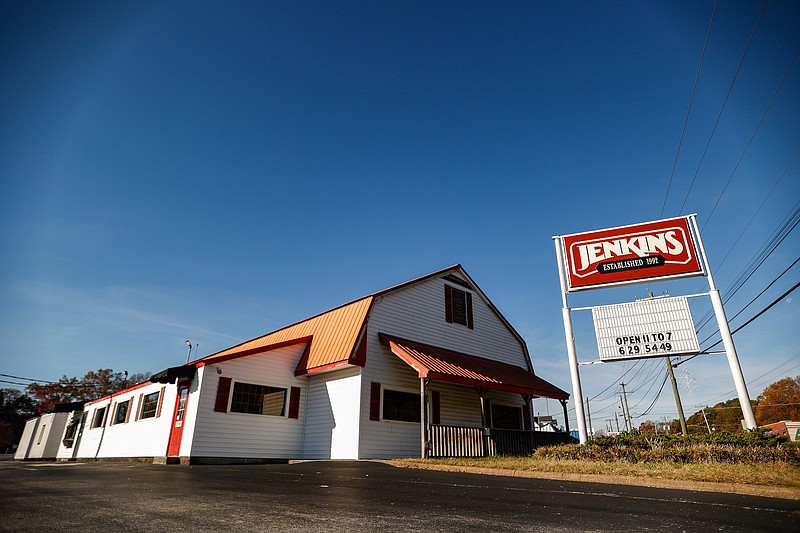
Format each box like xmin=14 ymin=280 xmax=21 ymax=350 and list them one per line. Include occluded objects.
xmin=18 ymin=265 xmax=571 ymax=463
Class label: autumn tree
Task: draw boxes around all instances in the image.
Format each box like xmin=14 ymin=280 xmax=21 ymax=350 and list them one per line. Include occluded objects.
xmin=755 ymin=375 xmax=800 ymax=425
xmin=0 ymin=389 xmax=36 ymax=449
xmin=26 ymin=369 xmax=141 ymax=415
xmin=685 ymin=398 xmax=756 ymax=434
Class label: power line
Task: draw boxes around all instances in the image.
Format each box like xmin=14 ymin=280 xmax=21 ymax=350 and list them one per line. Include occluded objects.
xmin=695 ymin=200 xmax=800 ymax=334
xmin=0 ymin=372 xmax=55 ymax=384
xmin=677 ymin=0 xmax=769 ymax=216
xmin=694 ymin=280 xmax=800 ymax=354
xmin=700 ymin=47 xmax=799 ymax=234
xmin=659 ymin=0 xmax=718 ymax=219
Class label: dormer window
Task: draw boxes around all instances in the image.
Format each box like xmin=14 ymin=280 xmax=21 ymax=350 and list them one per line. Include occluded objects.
xmin=445 ymin=284 xmax=474 ymax=329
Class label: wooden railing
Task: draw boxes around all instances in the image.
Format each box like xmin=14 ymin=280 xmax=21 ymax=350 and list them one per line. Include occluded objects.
xmin=428 ymin=425 xmax=575 ymax=458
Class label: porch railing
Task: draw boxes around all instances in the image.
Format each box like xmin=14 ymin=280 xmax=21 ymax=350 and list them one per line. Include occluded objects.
xmin=428 ymin=424 xmax=575 ymax=458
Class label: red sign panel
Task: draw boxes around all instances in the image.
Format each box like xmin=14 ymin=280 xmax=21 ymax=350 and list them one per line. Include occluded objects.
xmin=561 ymin=216 xmax=703 ymax=291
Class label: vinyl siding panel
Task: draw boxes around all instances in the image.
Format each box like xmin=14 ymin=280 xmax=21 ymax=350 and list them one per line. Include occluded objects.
xmin=74 ymin=382 xmax=176 ymax=459
xmin=302 ymin=366 xmax=361 ymax=459
xmin=359 ymin=275 xmax=531 ymax=458
xmin=189 ymin=344 xmax=307 ymax=459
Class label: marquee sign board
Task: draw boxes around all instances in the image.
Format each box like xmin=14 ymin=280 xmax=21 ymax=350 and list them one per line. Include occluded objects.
xmin=592 ymin=296 xmax=700 ymax=362
xmin=561 ymin=216 xmax=703 ymax=292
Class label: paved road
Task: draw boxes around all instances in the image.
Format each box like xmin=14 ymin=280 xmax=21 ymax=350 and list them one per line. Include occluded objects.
xmin=1 ymin=459 xmax=797 ymax=532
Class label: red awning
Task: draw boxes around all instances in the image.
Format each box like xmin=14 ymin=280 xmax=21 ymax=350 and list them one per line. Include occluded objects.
xmin=379 ymin=333 xmax=569 ymax=400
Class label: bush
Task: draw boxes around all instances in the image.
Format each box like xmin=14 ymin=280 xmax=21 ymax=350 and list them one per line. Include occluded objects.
xmin=533 ymin=431 xmax=799 ymax=465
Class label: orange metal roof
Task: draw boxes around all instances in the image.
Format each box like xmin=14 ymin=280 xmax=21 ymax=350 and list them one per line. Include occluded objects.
xmin=379 ymin=333 xmax=569 ymax=400
xmin=198 ymin=296 xmax=373 ymax=374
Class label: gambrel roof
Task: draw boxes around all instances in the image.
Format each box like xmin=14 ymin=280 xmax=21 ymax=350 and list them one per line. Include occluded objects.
xmin=195 ymin=265 xmax=469 ymax=375
xmin=186 ymin=265 xmax=567 ymax=399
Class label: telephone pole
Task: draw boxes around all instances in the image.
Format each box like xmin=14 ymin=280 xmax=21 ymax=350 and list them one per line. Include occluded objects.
xmin=585 ymin=397 xmax=593 ymax=440
xmin=666 ymin=357 xmax=688 ymax=436
xmin=619 ymin=383 xmax=632 ymax=431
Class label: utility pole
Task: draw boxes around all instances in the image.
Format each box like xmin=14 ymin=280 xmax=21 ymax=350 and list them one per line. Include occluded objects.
xmin=585 ymin=397 xmax=593 ymax=440
xmin=700 ymin=406 xmax=712 ymax=434
xmin=613 ymin=411 xmax=620 ymax=433
xmin=620 ymin=383 xmax=632 ymax=431
xmin=666 ymin=357 xmax=688 ymax=436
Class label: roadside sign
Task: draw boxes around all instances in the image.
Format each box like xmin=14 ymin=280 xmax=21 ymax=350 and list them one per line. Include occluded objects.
xmin=560 ymin=216 xmax=703 ymax=292
xmin=592 ymin=296 xmax=701 ymax=361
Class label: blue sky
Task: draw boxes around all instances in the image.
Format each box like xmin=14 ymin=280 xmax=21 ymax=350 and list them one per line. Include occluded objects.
xmin=2 ymin=1 xmax=798 ymax=431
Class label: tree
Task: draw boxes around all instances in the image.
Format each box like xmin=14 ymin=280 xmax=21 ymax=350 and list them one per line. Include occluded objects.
xmin=26 ymin=369 xmax=135 ymax=415
xmin=685 ymin=398 xmax=755 ymax=434
xmin=0 ymin=388 xmax=36 ymax=449
xmin=755 ymin=375 xmax=800 ymax=425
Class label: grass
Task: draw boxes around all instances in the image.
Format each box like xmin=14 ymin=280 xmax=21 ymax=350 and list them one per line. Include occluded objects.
xmin=397 ymin=455 xmax=800 ymax=488
xmin=393 ymin=434 xmax=800 ymax=489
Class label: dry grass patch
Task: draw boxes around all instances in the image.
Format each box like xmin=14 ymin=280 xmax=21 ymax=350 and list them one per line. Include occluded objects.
xmin=398 ymin=456 xmax=799 ymax=488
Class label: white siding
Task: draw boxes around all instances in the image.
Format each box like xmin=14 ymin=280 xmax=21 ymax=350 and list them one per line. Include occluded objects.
xmin=359 ymin=275 xmax=531 ymax=458
xmin=24 ymin=413 xmax=69 ymax=459
xmin=14 ymin=417 xmax=37 ymax=460
xmin=372 ymin=276 xmax=529 ymax=367
xmin=189 ymin=344 xmax=307 ymax=459
xmin=302 ymin=366 xmax=361 ymax=459
xmin=74 ymin=382 xmax=176 ymax=459
xmin=55 ymin=410 xmax=83 ymax=460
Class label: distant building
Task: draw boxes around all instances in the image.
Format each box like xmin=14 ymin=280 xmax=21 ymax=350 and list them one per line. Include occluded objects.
xmin=16 ymin=265 xmax=571 ymax=463
xmin=762 ymin=421 xmax=800 ymax=442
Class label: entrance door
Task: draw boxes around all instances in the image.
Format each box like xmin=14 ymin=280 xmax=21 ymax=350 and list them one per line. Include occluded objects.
xmin=167 ymin=382 xmax=190 ymax=457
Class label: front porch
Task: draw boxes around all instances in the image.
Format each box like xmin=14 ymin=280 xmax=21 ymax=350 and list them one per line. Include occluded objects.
xmin=379 ymin=333 xmax=573 ymax=459
xmin=429 ymin=425 xmax=576 ymax=457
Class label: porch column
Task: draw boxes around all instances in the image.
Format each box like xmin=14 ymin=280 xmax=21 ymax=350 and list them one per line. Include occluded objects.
xmin=476 ymin=387 xmax=489 ymax=457
xmin=420 ymin=378 xmax=429 ymax=459
xmin=560 ymin=399 xmax=570 ymax=435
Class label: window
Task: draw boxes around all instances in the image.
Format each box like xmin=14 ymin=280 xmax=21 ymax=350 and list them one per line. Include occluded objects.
xmin=491 ymin=404 xmax=522 ymax=430
xmin=230 ymin=382 xmax=286 ymax=416
xmin=140 ymin=391 xmax=160 ymax=420
xmin=62 ymin=414 xmax=82 ymax=448
xmin=113 ymin=399 xmax=131 ymax=425
xmin=91 ymin=407 xmax=107 ymax=429
xmin=445 ymin=285 xmax=473 ymax=329
xmin=382 ymin=389 xmax=420 ymax=423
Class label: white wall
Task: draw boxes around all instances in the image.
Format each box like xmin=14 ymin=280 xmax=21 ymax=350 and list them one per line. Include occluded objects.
xmin=189 ymin=344 xmax=307 ymax=459
xmin=358 ymin=274 xmax=531 ymax=458
xmin=74 ymin=382 xmax=176 ymax=459
xmin=302 ymin=366 xmax=361 ymax=459
xmin=14 ymin=417 xmax=38 ymax=460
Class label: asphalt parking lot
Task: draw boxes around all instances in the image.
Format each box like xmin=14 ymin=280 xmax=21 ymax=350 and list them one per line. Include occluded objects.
xmin=1 ymin=458 xmax=798 ymax=532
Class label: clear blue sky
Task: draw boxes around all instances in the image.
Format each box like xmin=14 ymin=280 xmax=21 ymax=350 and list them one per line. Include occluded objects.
xmin=2 ymin=1 xmax=798 ymax=430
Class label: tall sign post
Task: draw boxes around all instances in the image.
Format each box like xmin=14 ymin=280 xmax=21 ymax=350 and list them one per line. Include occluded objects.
xmin=553 ymin=215 xmax=757 ymax=444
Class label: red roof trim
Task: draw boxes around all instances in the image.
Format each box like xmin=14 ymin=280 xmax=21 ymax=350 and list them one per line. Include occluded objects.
xmin=84 ymin=380 xmax=154 ymax=406
xmin=203 ymin=336 xmax=313 ymax=366
xmin=295 ymin=359 xmax=356 ymax=376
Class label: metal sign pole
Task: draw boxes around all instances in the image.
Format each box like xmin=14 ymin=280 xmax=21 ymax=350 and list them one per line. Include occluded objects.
xmin=553 ymin=237 xmax=588 ymax=444
xmin=688 ymin=215 xmax=757 ymax=429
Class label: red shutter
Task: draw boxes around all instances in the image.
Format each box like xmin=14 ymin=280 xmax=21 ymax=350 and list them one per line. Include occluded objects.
xmin=444 ymin=285 xmax=453 ymax=323
xmin=522 ymin=402 xmax=531 ymax=431
xmin=155 ymin=386 xmax=166 ymax=418
xmin=431 ymin=391 xmax=440 ymax=425
xmin=125 ymin=397 xmax=133 ymax=423
xmin=135 ymin=393 xmax=143 ymax=420
xmin=215 ymin=377 xmax=232 ymax=413
xmin=369 ymin=382 xmax=381 ymax=421
xmin=288 ymin=387 xmax=301 ymax=419
xmin=110 ymin=402 xmax=117 ymax=425
xmin=101 ymin=406 xmax=109 ymax=427
xmin=466 ymin=292 xmax=474 ymax=329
